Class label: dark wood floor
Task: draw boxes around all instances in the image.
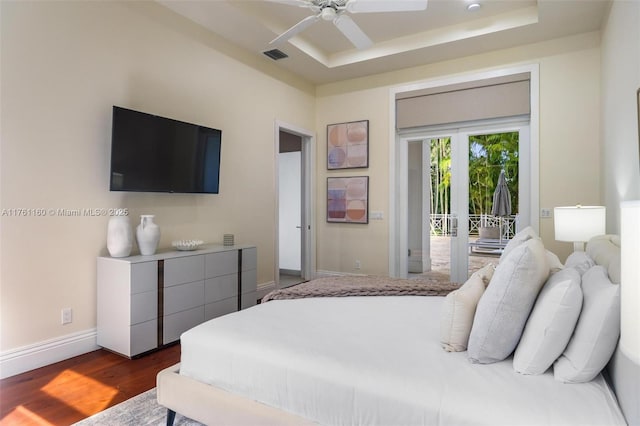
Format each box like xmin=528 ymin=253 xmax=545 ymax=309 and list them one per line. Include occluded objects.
xmin=0 ymin=344 xmax=181 ymax=426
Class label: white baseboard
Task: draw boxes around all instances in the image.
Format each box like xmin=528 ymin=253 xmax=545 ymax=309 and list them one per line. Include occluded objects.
xmin=258 ymin=273 xmax=357 ymax=298
xmin=0 ymin=329 xmax=99 ymax=379
xmin=257 ymin=280 xmax=276 ymax=300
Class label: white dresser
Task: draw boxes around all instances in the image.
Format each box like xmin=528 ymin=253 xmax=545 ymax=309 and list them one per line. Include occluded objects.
xmin=97 ymin=245 xmax=257 ymax=357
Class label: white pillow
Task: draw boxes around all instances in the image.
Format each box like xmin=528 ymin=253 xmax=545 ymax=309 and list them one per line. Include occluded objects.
xmin=513 ymin=267 xmax=582 ymax=375
xmin=468 ymin=238 xmax=550 ymax=364
xmin=586 ymin=236 xmax=621 ymax=284
xmin=564 ymin=251 xmax=595 ymax=276
xmin=500 ymin=226 xmax=538 ymax=261
xmin=440 ymin=264 xmax=495 ymax=352
xmin=554 ymin=265 xmax=620 ymax=383
xmin=546 ymin=250 xmax=564 ymax=273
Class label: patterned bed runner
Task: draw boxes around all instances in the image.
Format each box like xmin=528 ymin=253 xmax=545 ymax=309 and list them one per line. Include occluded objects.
xmin=262 ymin=275 xmax=459 ymax=302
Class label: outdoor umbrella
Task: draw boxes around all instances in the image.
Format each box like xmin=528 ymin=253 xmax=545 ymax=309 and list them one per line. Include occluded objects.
xmin=491 ymin=170 xmax=512 ymax=241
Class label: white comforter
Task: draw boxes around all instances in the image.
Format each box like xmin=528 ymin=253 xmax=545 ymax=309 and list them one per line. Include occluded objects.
xmin=179 ymin=296 xmax=625 ymax=426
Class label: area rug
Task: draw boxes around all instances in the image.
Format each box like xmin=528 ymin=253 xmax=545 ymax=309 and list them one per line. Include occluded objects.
xmin=73 ymin=388 xmax=204 ymax=426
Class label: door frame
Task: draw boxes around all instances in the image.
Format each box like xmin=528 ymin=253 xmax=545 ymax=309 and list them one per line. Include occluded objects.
xmin=388 ymin=64 xmax=540 ymax=278
xmin=274 ymin=120 xmax=316 ymax=287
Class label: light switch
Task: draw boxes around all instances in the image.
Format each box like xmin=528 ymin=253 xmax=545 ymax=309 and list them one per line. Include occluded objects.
xmin=370 ymin=211 xmax=384 ymax=220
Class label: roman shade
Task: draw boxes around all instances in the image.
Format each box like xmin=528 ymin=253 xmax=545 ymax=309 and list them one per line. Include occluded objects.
xmin=396 ymin=73 xmax=530 ymax=129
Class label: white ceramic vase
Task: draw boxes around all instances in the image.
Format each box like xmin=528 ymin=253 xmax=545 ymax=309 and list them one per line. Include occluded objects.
xmin=136 ymin=215 xmax=160 ymax=255
xmin=107 ymin=216 xmax=133 ymax=258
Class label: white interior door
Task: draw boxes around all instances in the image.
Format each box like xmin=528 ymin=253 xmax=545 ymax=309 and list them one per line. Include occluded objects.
xmin=278 ymin=151 xmax=302 ymax=271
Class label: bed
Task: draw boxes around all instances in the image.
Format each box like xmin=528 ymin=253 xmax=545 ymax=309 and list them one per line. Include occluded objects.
xmin=157 ymin=234 xmax=638 ymax=426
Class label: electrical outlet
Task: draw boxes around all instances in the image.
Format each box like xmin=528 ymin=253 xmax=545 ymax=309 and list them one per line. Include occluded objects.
xmin=355 ymin=260 xmax=361 ymax=270
xmin=61 ymin=308 xmax=72 ymax=325
xmin=540 ymin=208 xmax=552 ymax=218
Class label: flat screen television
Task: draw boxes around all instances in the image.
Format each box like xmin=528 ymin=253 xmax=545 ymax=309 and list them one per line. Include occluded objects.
xmin=110 ymin=106 xmax=222 ymax=194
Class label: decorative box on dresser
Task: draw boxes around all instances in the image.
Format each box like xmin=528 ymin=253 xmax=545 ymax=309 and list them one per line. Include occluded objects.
xmin=97 ymin=245 xmax=257 ymax=357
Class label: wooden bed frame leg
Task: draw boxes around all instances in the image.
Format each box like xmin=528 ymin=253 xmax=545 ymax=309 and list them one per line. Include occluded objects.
xmin=166 ymin=408 xmax=176 ymax=426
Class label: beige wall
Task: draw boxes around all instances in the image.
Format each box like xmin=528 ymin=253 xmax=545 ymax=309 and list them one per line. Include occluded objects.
xmin=315 ymin=32 xmax=602 ymax=270
xmin=601 ymin=0 xmax=640 ymax=230
xmin=316 ymin=88 xmax=391 ymax=275
xmin=0 ymin=1 xmax=315 ymax=351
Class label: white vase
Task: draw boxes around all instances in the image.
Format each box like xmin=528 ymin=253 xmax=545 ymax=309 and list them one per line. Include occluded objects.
xmin=107 ymin=216 xmax=132 ymax=258
xmin=136 ymin=215 xmax=160 ymax=255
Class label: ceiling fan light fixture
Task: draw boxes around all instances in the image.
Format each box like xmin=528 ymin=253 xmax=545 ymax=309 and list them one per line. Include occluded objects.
xmin=321 ymin=7 xmax=337 ymax=20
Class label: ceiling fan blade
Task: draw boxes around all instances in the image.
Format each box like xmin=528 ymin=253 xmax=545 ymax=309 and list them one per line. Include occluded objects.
xmin=333 ymin=14 xmax=373 ymax=50
xmin=269 ymin=14 xmax=320 ymax=45
xmin=346 ymin=0 xmax=428 ymax=13
xmin=264 ymin=0 xmax=312 ymax=8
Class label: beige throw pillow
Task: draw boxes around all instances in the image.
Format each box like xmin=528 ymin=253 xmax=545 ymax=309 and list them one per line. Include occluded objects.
xmin=440 ymin=264 xmax=495 ymax=352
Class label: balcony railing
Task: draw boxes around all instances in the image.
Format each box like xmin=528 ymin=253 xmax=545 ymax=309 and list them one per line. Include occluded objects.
xmin=430 ymin=214 xmax=517 ymax=239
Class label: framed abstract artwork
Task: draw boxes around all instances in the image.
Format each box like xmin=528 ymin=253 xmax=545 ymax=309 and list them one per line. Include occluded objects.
xmin=327 ymin=176 xmax=369 ymax=224
xmin=327 ymin=120 xmax=369 ymax=169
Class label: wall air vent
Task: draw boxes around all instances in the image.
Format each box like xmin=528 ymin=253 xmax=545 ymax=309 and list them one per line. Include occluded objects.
xmin=263 ymin=49 xmax=289 ymax=60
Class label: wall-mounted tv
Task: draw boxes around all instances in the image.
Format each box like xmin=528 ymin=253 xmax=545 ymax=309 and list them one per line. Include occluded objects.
xmin=110 ymin=106 xmax=222 ymax=194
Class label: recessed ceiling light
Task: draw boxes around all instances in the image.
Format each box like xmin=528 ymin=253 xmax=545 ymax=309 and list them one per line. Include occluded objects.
xmin=467 ymin=3 xmax=481 ymax=11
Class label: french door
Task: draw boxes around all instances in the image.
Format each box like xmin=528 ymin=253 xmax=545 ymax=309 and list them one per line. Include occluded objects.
xmin=397 ymin=119 xmax=530 ymax=283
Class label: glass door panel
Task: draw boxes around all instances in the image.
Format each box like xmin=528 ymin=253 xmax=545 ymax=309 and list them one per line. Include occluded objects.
xmin=467 ymin=131 xmax=520 ymax=276
xmin=427 ymin=137 xmax=454 ymax=282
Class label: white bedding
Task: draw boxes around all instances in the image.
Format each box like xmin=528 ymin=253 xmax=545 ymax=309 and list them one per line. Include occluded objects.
xmin=179 ymin=296 xmax=626 ymax=426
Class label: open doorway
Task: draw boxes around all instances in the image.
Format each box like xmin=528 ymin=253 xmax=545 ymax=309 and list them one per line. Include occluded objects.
xmin=399 ymin=121 xmax=531 ymax=283
xmin=275 ymin=122 xmax=315 ymax=289
xmin=407 ymin=131 xmax=521 ymax=283
xmin=278 ymin=131 xmax=304 ymax=288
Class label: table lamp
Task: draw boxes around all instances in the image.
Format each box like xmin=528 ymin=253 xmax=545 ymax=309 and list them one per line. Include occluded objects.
xmin=554 ymin=205 xmax=606 ymax=251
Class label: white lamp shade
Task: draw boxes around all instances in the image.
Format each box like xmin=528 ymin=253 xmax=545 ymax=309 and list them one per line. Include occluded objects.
xmin=621 ymin=200 xmax=640 ymax=364
xmin=554 ymin=206 xmax=606 ymax=242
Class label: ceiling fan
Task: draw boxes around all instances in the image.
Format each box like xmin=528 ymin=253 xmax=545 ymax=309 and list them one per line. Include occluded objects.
xmin=267 ymin=0 xmax=428 ymax=50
